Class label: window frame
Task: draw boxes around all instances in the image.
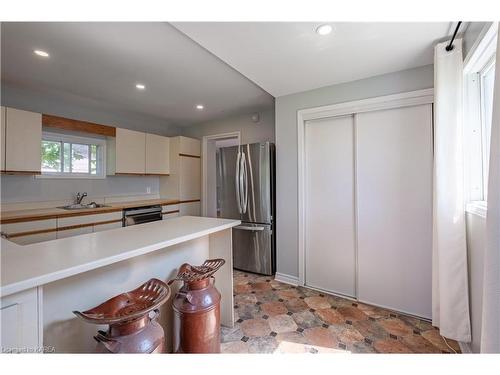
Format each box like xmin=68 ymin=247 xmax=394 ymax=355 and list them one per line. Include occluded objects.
xmin=38 ymin=131 xmax=107 ymax=179
xmin=463 ymin=23 xmax=498 ymax=218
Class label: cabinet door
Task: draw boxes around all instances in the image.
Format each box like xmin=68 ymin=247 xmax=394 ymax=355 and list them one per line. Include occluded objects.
xmin=179 ymin=136 xmax=200 ymax=156
xmin=179 ymin=201 xmax=200 ymax=216
xmin=179 ymin=156 xmax=201 ymax=200
xmin=1 ymin=288 xmax=41 ymax=352
xmin=56 ymin=226 xmax=93 ymax=239
xmin=304 ymin=115 xmax=356 ymax=297
xmin=5 ymin=108 xmax=42 ymax=173
xmin=1 ymin=106 xmax=5 ymax=171
xmin=10 ymin=232 xmax=57 ymax=245
xmin=93 ymin=221 xmax=122 ymax=232
xmin=115 ymin=128 xmax=146 ymax=174
xmin=356 ymin=104 xmax=433 ymax=318
xmin=145 ymin=133 xmax=170 ymax=175
xmin=1 ymin=219 xmax=57 ymax=245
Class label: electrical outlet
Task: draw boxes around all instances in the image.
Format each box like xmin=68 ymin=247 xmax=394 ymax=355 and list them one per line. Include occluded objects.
xmin=146 ymin=186 xmax=151 ymax=194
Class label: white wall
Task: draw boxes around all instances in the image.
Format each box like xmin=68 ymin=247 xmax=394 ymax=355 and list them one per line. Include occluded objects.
xmin=181 ymin=109 xmax=275 ymax=144
xmin=275 ymin=64 xmax=434 ymax=278
xmin=0 ymin=175 xmax=160 ymax=208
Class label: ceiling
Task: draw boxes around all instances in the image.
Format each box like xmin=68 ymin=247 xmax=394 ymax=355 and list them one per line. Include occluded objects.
xmin=172 ymin=22 xmax=454 ymax=97
xmin=1 ymin=22 xmax=274 ymax=127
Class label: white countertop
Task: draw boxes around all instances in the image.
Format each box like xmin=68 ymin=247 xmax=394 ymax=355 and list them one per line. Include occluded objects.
xmin=0 ymin=216 xmax=240 ymax=297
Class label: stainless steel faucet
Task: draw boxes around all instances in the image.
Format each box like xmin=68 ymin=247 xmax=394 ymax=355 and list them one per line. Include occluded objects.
xmin=75 ymin=192 xmax=88 ymax=205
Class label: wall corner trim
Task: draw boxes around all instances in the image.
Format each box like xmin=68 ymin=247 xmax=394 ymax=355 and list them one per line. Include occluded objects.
xmin=274 ymin=272 xmax=300 ymax=286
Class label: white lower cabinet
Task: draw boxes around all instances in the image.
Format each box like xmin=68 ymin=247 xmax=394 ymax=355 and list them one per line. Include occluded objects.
xmin=93 ymin=221 xmax=122 ymax=232
xmin=56 ymin=226 xmax=93 ymax=239
xmin=1 ymin=219 xmax=57 ymax=245
xmin=179 ymin=201 xmax=200 ymax=216
xmin=1 ymin=288 xmax=42 ymax=353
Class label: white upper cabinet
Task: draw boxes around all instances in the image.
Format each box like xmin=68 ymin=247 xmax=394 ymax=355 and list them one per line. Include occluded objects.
xmin=4 ymin=107 xmax=42 ymax=174
xmin=1 ymin=106 xmax=5 ymax=171
xmin=108 ymin=128 xmax=146 ymax=175
xmin=179 ymin=136 xmax=201 ymax=156
xmin=145 ymin=133 xmax=170 ymax=175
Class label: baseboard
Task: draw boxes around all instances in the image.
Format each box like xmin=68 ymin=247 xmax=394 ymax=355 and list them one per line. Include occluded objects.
xmin=459 ymin=341 xmax=472 ymax=353
xmin=274 ymin=272 xmax=299 ymax=286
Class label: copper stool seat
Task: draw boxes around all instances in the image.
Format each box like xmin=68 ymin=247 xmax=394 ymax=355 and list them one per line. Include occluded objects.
xmin=74 ymin=278 xmax=171 ymax=353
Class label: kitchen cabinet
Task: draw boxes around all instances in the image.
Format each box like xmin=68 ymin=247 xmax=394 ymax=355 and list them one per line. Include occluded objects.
xmin=57 ymin=211 xmax=122 ymax=238
xmin=1 ymin=287 xmax=42 ymax=353
xmin=1 ymin=106 xmax=5 ymax=171
xmin=1 ymin=219 xmax=57 ymax=245
xmin=160 ymin=136 xmax=201 ymax=216
xmin=93 ymin=221 xmax=122 ymax=232
xmin=3 ymin=107 xmax=42 ymax=174
xmin=145 ymin=133 xmax=170 ymax=175
xmin=161 ymin=204 xmax=180 ymax=219
xmin=107 ymin=128 xmax=146 ymax=175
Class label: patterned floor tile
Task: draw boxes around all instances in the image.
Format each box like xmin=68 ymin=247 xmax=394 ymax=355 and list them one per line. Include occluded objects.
xmin=315 ymin=308 xmax=345 ymax=325
xmin=303 ymin=326 xmax=337 ymax=348
xmin=304 ymin=296 xmax=331 ymax=309
xmin=221 ymin=270 xmax=460 ymax=354
xmin=268 ymin=314 xmax=298 ymax=333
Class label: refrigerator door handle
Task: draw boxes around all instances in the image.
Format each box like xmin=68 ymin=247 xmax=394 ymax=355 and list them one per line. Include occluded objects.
xmin=241 ymin=152 xmax=248 ymax=214
xmin=234 ymin=225 xmax=265 ymax=231
xmin=235 ymin=151 xmax=242 ymax=214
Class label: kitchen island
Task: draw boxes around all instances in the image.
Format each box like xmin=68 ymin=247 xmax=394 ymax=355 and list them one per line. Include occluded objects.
xmin=0 ymin=216 xmax=240 ymax=353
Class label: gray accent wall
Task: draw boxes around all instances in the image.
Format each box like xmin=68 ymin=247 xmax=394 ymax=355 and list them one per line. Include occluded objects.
xmin=181 ymin=109 xmax=275 ymax=144
xmin=275 ymin=64 xmax=434 ymax=278
xmin=1 ymin=82 xmax=174 ymax=205
xmin=1 ymin=82 xmax=182 ymax=136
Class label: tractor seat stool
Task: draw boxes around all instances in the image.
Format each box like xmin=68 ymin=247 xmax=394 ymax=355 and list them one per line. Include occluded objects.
xmin=73 ymin=278 xmax=171 ymax=353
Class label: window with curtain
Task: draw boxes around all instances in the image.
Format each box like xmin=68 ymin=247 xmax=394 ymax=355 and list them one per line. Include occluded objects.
xmin=464 ymin=28 xmax=497 ymax=210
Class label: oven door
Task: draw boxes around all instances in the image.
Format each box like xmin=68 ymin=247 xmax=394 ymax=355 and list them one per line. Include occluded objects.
xmin=124 ymin=212 xmax=162 ymax=226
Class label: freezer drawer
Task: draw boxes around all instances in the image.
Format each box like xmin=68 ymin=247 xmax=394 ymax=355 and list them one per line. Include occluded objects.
xmin=232 ymin=223 xmax=273 ymax=275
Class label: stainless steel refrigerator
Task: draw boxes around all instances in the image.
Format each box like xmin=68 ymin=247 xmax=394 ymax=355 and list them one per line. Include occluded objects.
xmin=216 ymin=142 xmax=275 ymax=275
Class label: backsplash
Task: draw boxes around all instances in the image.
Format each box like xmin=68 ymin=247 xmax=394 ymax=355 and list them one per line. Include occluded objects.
xmin=0 ymin=174 xmax=162 ymax=211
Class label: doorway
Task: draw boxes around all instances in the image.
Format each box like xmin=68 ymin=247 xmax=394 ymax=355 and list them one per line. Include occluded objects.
xmin=202 ymin=132 xmax=241 ymax=217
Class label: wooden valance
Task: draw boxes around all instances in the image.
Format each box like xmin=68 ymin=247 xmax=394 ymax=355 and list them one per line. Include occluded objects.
xmin=42 ymin=114 xmax=116 ymax=137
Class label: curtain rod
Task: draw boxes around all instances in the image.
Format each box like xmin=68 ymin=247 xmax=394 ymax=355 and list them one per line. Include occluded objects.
xmin=446 ymin=22 xmax=463 ymax=51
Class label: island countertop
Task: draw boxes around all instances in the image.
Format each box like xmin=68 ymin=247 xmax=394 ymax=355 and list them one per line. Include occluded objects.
xmin=1 ymin=216 xmax=240 ymax=297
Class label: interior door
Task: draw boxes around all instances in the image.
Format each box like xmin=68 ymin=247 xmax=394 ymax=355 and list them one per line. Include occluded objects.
xmin=356 ymin=104 xmax=433 ymax=318
xmin=305 ymin=115 xmax=356 ymax=297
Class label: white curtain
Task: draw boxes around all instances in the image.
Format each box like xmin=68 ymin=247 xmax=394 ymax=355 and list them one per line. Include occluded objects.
xmin=481 ymin=27 xmax=500 ymax=353
xmin=432 ymin=38 xmax=472 ymax=342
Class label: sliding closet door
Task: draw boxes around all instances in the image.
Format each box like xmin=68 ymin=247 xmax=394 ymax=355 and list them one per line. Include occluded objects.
xmin=356 ymin=104 xmax=433 ymax=318
xmin=305 ymin=115 xmax=356 ymax=297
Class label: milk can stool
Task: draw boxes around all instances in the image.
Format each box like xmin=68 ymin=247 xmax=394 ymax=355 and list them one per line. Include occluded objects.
xmin=168 ymin=258 xmax=225 ymax=353
xmin=73 ymin=278 xmax=171 ymax=353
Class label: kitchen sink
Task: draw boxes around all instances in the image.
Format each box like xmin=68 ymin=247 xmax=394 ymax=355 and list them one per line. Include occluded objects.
xmin=58 ymin=203 xmax=109 ymax=210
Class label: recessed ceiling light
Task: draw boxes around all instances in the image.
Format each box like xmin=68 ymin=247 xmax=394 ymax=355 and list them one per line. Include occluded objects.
xmin=135 ymin=83 xmax=146 ymax=90
xmin=316 ymin=24 xmax=333 ymax=36
xmin=196 ymin=104 xmax=204 ymax=110
xmin=34 ymin=49 xmax=49 ymax=57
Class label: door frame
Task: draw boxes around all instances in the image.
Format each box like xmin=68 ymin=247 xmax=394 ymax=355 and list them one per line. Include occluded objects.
xmin=297 ymin=88 xmax=434 ymax=287
xmin=201 ymin=131 xmax=241 ymax=217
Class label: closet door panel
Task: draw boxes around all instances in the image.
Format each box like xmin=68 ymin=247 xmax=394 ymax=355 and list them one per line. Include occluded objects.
xmin=356 ymin=104 xmax=433 ymax=318
xmin=305 ymin=115 xmax=356 ymax=297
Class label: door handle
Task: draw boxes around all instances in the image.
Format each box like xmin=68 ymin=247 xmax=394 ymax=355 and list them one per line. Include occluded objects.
xmin=234 ymin=225 xmax=265 ymax=231
xmin=235 ymin=151 xmax=242 ymax=214
xmin=241 ymin=152 xmax=248 ymax=214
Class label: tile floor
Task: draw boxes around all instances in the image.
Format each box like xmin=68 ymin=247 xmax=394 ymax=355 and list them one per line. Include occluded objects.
xmin=221 ymin=270 xmax=461 ymax=354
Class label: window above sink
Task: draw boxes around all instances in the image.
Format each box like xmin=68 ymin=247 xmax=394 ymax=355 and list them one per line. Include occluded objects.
xmin=38 ymin=131 xmax=106 ymax=179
